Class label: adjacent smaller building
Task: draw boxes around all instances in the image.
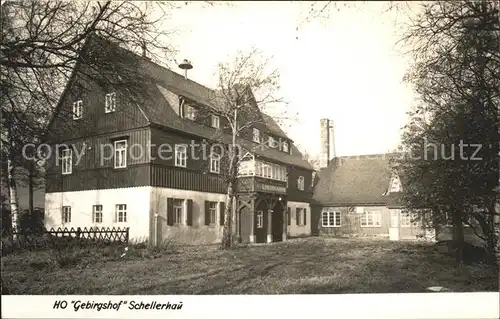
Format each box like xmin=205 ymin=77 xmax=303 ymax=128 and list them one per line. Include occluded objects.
xmin=311 ymin=119 xmax=426 ymax=240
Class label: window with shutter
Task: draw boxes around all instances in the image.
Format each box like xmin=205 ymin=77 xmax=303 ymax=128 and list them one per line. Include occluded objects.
xmin=219 ymin=201 xmax=225 ymax=226
xmin=173 ymin=199 xmax=184 ymax=225
xmin=186 ymin=199 xmax=193 ymax=226
xmin=204 ymin=201 xmax=210 ymax=226
xmin=287 ymin=207 xmax=291 ymax=226
xmin=167 ymin=198 xmax=174 ymax=226
xmin=205 ymin=201 xmax=218 ymax=225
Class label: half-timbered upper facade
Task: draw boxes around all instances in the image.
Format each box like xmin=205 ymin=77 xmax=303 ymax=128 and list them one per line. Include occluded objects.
xmin=44 ymin=36 xmax=314 ymax=244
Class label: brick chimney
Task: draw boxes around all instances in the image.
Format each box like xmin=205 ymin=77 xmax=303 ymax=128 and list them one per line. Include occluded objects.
xmin=319 ymin=118 xmax=335 ymax=168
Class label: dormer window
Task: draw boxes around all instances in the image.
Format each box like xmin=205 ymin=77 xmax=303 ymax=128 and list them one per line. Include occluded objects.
xmin=297 ymin=176 xmax=305 ymax=191
xmin=73 ymin=100 xmax=83 ymax=120
xmin=283 ymin=141 xmax=289 ymax=153
xmin=186 ymin=105 xmax=196 ymax=120
xmin=211 ymin=115 xmax=220 ymax=128
xmin=105 ymin=92 xmax=116 ymax=113
xmin=268 ymin=136 xmax=278 ymax=148
xmin=253 ymin=128 xmax=260 ymax=143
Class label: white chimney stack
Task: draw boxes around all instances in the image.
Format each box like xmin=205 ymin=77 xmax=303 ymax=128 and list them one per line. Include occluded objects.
xmin=319 ymin=118 xmax=335 ymax=168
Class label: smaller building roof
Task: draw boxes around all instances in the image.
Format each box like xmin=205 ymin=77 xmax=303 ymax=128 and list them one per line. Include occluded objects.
xmin=313 ymin=153 xmax=402 ymax=206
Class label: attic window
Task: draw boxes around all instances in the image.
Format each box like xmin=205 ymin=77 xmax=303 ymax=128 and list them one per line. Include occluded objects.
xmin=283 ymin=141 xmax=289 ymax=153
xmin=211 ymin=115 xmax=220 ymax=128
xmin=73 ymin=100 xmax=83 ymax=120
xmin=297 ymin=176 xmax=305 ymax=191
xmin=186 ymin=105 xmax=196 ymax=120
xmin=105 ymin=92 xmax=116 ymax=113
xmin=253 ymin=128 xmax=260 ymax=143
xmin=268 ymin=136 xmax=278 ymax=148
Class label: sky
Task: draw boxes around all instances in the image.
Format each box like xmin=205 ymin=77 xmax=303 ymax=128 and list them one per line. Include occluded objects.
xmin=162 ymin=1 xmax=417 ymax=158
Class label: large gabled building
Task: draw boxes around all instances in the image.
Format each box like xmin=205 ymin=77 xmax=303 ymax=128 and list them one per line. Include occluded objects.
xmin=44 ymin=36 xmax=314 ymax=245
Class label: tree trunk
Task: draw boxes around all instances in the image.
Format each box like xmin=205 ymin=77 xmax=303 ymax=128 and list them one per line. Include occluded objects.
xmin=220 ymin=145 xmax=237 ymax=249
xmin=221 ymin=186 xmax=233 ymax=249
xmin=7 ymin=157 xmax=19 ymax=234
xmin=28 ymin=161 xmax=34 ymax=214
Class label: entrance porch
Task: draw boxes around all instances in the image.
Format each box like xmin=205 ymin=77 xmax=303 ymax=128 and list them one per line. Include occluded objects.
xmin=235 ymin=193 xmax=287 ymax=244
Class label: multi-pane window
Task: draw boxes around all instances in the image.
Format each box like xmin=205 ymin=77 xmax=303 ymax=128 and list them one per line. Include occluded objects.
xmin=173 ymin=199 xmax=184 ymax=225
xmin=114 ymin=140 xmax=127 ymax=168
xmin=62 ymin=206 xmax=71 ymax=224
xmin=211 ymin=115 xmax=220 ymax=128
xmin=105 ymin=92 xmax=116 ymax=113
xmin=253 ymin=128 xmax=260 ymax=143
xmin=73 ymin=100 xmax=83 ymax=120
xmin=186 ymin=105 xmax=196 ymax=120
xmin=61 ymin=148 xmax=72 ymax=175
xmin=256 ymin=211 xmax=263 ymax=228
xmin=93 ymin=205 xmax=103 ymax=223
xmin=283 ymin=141 xmax=289 ymax=153
xmin=401 ymin=211 xmax=418 ymax=227
xmin=322 ymin=211 xmax=341 ymax=227
xmin=175 ymin=144 xmax=187 ymax=167
xmin=238 ymin=160 xmax=287 ymax=182
xmin=296 ymin=208 xmax=307 ymax=226
xmin=297 ymin=176 xmax=305 ymax=190
xmin=361 ymin=211 xmax=381 ymax=227
xmin=268 ymin=136 xmax=278 ymax=148
xmin=210 ymin=152 xmax=220 ymax=173
xmin=208 ymin=202 xmax=217 ymax=224
xmin=116 ymin=204 xmax=127 ymax=222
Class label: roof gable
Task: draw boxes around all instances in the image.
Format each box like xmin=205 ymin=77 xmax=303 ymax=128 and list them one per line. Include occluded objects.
xmin=387 ymin=174 xmax=402 ymax=193
xmin=50 ymin=36 xmax=311 ymax=170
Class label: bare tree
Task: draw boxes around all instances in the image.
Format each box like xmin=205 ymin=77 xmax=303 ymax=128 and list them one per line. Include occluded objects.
xmin=0 ymin=0 xmax=187 ymax=232
xmin=195 ymin=48 xmax=287 ymax=249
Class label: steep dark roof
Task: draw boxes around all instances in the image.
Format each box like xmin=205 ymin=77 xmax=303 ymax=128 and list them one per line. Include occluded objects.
xmin=144 ymin=84 xmax=312 ymax=169
xmin=313 ymin=153 xmax=401 ymax=206
xmin=47 ymin=36 xmax=312 ymax=170
xmin=111 ymin=43 xmax=312 ymax=170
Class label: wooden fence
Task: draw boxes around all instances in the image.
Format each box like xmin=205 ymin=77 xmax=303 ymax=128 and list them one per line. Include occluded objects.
xmin=1 ymin=227 xmax=130 ymax=255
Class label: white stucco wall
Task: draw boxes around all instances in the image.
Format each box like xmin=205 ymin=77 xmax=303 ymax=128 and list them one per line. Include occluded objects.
xmin=151 ymin=187 xmax=227 ymax=245
xmin=287 ymin=201 xmax=311 ymax=237
xmin=44 ymin=186 xmax=151 ymax=241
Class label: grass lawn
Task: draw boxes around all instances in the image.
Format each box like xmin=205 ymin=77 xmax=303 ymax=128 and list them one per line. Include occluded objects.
xmin=2 ymin=237 xmax=498 ymax=294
